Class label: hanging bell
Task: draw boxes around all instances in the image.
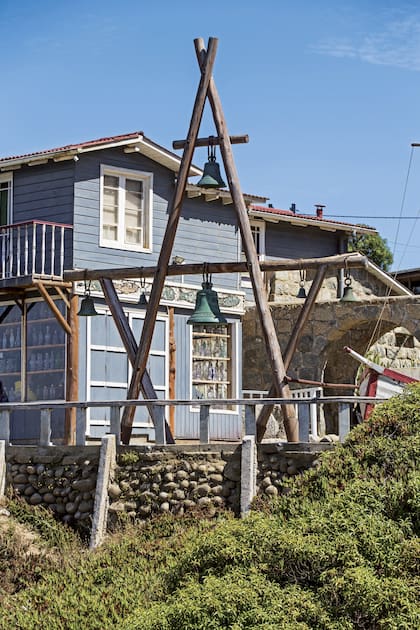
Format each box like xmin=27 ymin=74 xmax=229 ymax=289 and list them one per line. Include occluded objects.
xmin=77 ymin=295 xmax=98 ymax=316
xmin=197 ymin=145 xmax=226 ymax=189
xmin=340 ymin=276 xmax=358 ymax=302
xmin=297 ymin=283 xmax=307 ymax=299
xmin=187 ymin=280 xmax=227 ymax=325
xmin=138 ymin=292 xmax=148 ymax=306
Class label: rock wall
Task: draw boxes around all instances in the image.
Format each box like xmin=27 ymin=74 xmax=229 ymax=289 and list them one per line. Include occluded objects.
xmin=5 ymin=446 xmax=99 ymax=528
xmin=5 ymin=443 xmax=331 ymax=527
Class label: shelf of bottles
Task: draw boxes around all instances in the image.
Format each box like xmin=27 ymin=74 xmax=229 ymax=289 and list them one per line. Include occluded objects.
xmin=26 ymin=301 xmax=66 ymax=401
xmin=192 ymin=324 xmax=232 ymax=408
xmin=0 ymin=304 xmax=22 ymax=402
xmin=0 ymin=300 xmax=66 ymax=402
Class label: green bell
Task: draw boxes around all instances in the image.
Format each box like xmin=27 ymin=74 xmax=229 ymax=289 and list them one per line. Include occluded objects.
xmin=187 ymin=280 xmax=227 ymax=325
xmin=297 ymin=283 xmax=307 ymax=299
xmin=340 ymin=276 xmax=358 ymax=302
xmin=197 ymin=144 xmax=226 ymax=189
xmin=77 ymin=295 xmax=98 ymax=316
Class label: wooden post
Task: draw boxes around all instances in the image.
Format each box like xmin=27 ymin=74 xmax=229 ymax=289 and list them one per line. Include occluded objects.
xmin=256 ymin=264 xmax=327 ymax=438
xmin=120 ymin=37 xmax=219 ymax=444
xmin=168 ymin=307 xmax=176 ymax=435
xmin=195 ymin=37 xmax=298 ymax=442
xmin=65 ymin=292 xmax=78 ymax=444
xmin=100 ymin=278 xmax=174 ymax=443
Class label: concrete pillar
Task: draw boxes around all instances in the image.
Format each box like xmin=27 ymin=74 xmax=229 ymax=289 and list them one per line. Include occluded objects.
xmin=240 ymin=434 xmax=257 ymax=517
xmin=90 ymin=434 xmax=116 ymax=549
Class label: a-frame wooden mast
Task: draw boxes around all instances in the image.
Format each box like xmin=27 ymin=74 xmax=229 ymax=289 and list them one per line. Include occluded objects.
xmin=119 ymin=37 xmax=298 ymax=444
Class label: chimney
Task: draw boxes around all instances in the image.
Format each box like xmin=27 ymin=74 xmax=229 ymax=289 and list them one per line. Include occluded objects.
xmin=315 ymin=204 xmax=325 ymax=219
xmin=289 ymin=203 xmax=296 ymax=213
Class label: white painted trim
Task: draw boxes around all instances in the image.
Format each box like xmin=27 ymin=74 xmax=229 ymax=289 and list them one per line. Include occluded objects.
xmin=0 ymin=172 xmax=13 ymax=224
xmin=189 ymin=321 xmax=239 ymax=415
xmin=99 ymin=164 xmax=153 ymax=253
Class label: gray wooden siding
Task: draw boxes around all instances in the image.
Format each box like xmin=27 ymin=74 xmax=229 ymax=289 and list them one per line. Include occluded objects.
xmin=265 ymin=222 xmax=341 ymax=259
xmin=73 ymin=149 xmax=241 ymax=293
xmin=12 ymin=162 xmax=75 ymax=270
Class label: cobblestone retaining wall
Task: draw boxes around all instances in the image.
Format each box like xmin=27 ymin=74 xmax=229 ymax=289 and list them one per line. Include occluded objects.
xmin=5 ymin=446 xmax=100 ymax=527
xmin=5 ymin=443 xmax=331 ymax=527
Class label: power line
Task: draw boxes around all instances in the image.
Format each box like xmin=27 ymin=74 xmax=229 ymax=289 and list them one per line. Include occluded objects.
xmin=332 ymin=216 xmax=419 ymax=220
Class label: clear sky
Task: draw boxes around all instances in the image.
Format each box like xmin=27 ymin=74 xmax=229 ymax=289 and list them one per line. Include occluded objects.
xmin=2 ymin=0 xmax=420 ymax=271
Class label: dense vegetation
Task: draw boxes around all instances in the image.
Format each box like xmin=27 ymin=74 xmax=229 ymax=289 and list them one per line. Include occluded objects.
xmin=1 ymin=385 xmax=419 ymax=629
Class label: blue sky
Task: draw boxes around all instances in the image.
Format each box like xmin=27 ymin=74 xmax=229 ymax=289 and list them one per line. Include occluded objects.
xmin=2 ymin=0 xmax=420 ymax=270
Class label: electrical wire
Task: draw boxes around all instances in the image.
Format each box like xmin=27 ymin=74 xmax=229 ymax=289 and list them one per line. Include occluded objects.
xmin=364 ymin=146 xmax=415 ymax=361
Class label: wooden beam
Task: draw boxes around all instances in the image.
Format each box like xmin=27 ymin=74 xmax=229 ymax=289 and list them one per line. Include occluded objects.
xmin=256 ymin=264 xmax=328 ymax=440
xmin=34 ymin=281 xmax=71 ymax=335
xmin=172 ymin=134 xmax=249 ymax=150
xmin=120 ymin=38 xmax=219 ymax=444
xmin=55 ymin=286 xmax=71 ymax=309
xmin=63 ymin=253 xmax=368 ymax=283
xmin=100 ymin=278 xmax=175 ymax=444
xmin=65 ymin=293 xmax=78 ymax=444
xmin=195 ymin=37 xmax=298 ymax=442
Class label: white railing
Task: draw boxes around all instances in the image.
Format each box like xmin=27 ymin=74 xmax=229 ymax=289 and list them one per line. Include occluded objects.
xmin=243 ymin=387 xmax=322 ymax=440
xmin=0 ymin=220 xmax=73 ymax=280
xmin=0 ymin=395 xmax=384 ymax=447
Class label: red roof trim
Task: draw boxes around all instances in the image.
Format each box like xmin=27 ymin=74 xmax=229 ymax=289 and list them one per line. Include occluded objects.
xmin=0 ymin=132 xmax=144 ymax=163
xmin=250 ymin=204 xmax=374 ymax=230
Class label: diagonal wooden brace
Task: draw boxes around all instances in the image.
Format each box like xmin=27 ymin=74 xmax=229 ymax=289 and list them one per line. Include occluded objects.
xmin=100 ymin=278 xmax=174 ymax=444
xmin=120 ymin=38 xmax=219 ymax=444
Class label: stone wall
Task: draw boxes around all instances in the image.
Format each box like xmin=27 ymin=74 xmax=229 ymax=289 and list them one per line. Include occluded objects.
xmin=5 ymin=443 xmax=331 ymax=528
xmin=267 ymin=268 xmax=400 ymax=303
xmin=5 ymin=446 xmax=99 ymax=528
xmin=106 ymin=443 xmax=330 ymax=522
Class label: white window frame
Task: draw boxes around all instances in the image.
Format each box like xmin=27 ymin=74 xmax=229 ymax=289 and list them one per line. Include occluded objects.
xmin=189 ymin=321 xmax=239 ymax=414
xmin=241 ymin=220 xmax=265 ymax=287
xmin=86 ymin=307 xmax=168 ymax=433
xmin=0 ymin=172 xmax=13 ymax=225
xmin=99 ymin=164 xmax=153 ymax=252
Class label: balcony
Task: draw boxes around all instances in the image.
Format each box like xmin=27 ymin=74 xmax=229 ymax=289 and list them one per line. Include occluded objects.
xmin=0 ymin=220 xmax=73 ymax=288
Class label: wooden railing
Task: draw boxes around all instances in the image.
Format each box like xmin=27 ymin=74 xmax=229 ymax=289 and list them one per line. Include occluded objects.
xmin=0 ymin=220 xmax=73 ymax=280
xmin=0 ymin=396 xmax=386 ymax=447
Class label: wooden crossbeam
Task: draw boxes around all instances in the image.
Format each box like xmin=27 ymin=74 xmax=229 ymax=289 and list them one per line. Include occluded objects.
xmin=100 ymin=278 xmax=175 ymax=444
xmin=195 ymin=37 xmax=298 ymax=442
xmin=63 ymin=253 xmax=368 ymax=282
xmin=120 ymin=37 xmax=219 ymax=444
xmin=172 ymin=134 xmax=248 ymax=150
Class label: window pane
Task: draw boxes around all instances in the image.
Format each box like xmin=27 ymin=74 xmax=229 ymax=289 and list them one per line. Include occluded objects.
xmin=191 ymin=324 xmax=233 ymax=409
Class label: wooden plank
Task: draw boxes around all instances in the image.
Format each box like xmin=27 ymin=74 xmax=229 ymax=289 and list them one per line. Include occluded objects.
xmin=63 ymin=252 xmax=368 ymax=282
xmin=120 ymin=38 xmax=219 ymax=445
xmin=100 ymin=278 xmax=175 ymax=444
xmin=256 ymin=264 xmax=327 ymax=436
xmin=195 ymin=37 xmax=298 ymax=442
xmin=34 ymin=280 xmax=71 ymax=334
xmin=172 ymin=134 xmax=248 ymax=150
xmin=65 ymin=293 xmax=78 ymax=444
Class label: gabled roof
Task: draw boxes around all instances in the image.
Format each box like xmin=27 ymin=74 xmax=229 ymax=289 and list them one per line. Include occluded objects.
xmin=0 ymin=132 xmax=202 ymax=177
xmin=250 ymin=204 xmax=377 ymax=236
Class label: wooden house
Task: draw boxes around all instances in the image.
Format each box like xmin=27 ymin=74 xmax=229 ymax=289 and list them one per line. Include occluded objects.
xmin=0 ymin=132 xmax=375 ymax=443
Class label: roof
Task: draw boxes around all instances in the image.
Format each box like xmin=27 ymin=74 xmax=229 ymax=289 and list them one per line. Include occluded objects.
xmin=185 ymin=183 xmax=268 ymax=205
xmin=249 ymin=204 xmax=377 ymax=235
xmin=0 ymin=132 xmax=202 ymax=177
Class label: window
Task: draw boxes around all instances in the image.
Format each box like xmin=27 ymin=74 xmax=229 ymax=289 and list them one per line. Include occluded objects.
xmin=241 ymin=220 xmax=265 ymax=286
xmin=0 ymin=173 xmax=12 ymax=226
xmin=191 ymin=323 xmax=235 ymax=410
xmin=87 ymin=309 xmax=168 ymax=433
xmin=100 ymin=166 xmax=152 ymax=251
